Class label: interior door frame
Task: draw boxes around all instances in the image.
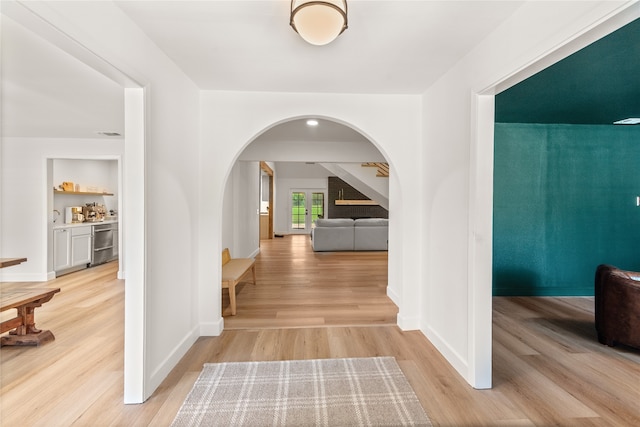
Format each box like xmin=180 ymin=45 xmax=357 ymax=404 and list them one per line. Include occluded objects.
xmin=7 ymin=3 xmax=148 ymax=401
xmin=259 ymin=161 xmax=274 ymax=239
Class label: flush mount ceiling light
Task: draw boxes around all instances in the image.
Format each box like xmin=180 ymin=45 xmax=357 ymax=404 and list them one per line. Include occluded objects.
xmin=306 ymin=119 xmax=319 ymax=126
xmin=290 ymin=0 xmax=348 ymax=46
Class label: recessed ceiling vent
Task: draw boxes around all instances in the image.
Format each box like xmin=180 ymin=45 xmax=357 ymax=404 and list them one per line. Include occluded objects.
xmin=96 ymin=131 xmax=122 ymax=136
xmin=613 ymin=118 xmax=640 ymax=125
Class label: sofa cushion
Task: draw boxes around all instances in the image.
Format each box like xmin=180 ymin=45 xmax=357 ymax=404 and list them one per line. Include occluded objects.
xmin=312 ymin=217 xmax=388 ymax=251
xmin=354 ymin=219 xmax=388 ymax=250
xmin=311 ymin=224 xmax=355 ymax=251
xmin=315 ymin=218 xmax=354 ymax=227
xmin=354 ymin=218 xmax=388 ymax=227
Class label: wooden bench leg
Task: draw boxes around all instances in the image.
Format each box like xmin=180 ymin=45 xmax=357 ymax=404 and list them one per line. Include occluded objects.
xmin=229 ymin=281 xmax=237 ymax=316
xmin=251 ymin=265 xmax=257 ymax=286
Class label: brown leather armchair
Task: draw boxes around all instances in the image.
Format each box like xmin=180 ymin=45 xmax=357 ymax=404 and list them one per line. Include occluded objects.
xmin=594 ymin=264 xmax=640 ymax=349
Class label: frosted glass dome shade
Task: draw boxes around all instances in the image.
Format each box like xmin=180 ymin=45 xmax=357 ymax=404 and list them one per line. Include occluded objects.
xmin=290 ymin=1 xmax=348 ymax=46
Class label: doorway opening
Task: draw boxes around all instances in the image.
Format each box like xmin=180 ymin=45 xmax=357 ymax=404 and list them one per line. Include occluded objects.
xmin=469 ymin=8 xmax=640 ymax=390
xmin=259 ymin=161 xmax=274 ymax=241
xmin=47 ymin=157 xmax=122 ymax=279
xmin=222 ymin=118 xmax=395 ymax=329
xmin=290 ymin=189 xmax=325 ymax=232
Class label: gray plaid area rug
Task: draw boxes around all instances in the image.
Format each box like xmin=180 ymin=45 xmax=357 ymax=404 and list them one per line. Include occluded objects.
xmin=171 ymin=356 xmax=432 ymax=426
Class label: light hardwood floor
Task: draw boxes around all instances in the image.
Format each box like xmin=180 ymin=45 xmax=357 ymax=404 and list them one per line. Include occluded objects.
xmin=223 ymin=234 xmax=397 ymax=328
xmin=1 ymin=235 xmax=639 ymax=426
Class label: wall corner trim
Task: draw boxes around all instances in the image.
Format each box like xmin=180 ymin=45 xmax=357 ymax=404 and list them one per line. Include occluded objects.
xmin=145 ymin=324 xmax=200 ymax=401
xmin=200 ymin=318 xmax=224 ymax=336
xmin=421 ymin=325 xmax=471 ymax=385
xmin=397 ymin=314 xmax=420 ymax=331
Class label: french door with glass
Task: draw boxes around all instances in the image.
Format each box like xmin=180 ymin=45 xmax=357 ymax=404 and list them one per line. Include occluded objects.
xmin=290 ymin=190 xmax=325 ymax=232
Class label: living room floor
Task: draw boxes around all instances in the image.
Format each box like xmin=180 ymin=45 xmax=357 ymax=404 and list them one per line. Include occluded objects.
xmin=223 ymin=234 xmax=397 ymax=329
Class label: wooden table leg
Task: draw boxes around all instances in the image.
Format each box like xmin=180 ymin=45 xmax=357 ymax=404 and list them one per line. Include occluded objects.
xmin=1 ymin=298 xmax=56 ymax=347
xmin=2 ymin=330 xmax=55 ymax=346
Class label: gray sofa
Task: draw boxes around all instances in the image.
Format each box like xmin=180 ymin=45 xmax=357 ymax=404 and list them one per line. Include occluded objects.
xmin=311 ymin=218 xmax=388 ymax=251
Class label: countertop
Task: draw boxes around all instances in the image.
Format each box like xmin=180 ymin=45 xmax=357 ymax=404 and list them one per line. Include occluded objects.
xmin=53 ymin=219 xmax=118 ymax=230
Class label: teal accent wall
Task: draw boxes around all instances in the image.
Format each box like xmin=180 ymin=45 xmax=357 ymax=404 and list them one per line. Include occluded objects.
xmin=493 ymin=123 xmax=640 ymax=296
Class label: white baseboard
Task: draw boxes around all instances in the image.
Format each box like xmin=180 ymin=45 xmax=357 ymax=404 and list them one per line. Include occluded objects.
xmin=420 ymin=323 xmax=469 ymax=383
xmin=200 ymin=317 xmax=224 ymax=336
xmin=146 ymin=324 xmax=200 ymax=400
xmin=397 ymin=314 xmax=420 ymax=331
xmin=386 ymin=286 xmax=400 ymax=307
xmin=249 ymin=247 xmax=260 ymax=259
xmin=0 ymin=272 xmax=49 ymax=282
xmin=117 ymin=270 xmax=125 ymax=280
xmin=389 ymin=287 xmax=419 ymax=330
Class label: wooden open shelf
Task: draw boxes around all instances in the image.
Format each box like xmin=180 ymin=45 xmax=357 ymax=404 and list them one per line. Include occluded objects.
xmin=335 ymin=200 xmax=379 ymax=206
xmin=54 ymin=190 xmax=114 ymax=196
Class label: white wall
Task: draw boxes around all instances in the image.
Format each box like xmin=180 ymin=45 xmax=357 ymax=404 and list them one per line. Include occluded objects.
xmin=336 ymin=162 xmax=389 ymax=200
xmin=419 ymin=1 xmax=637 ymax=389
xmin=0 ymin=138 xmax=123 ymax=282
xmin=222 ymin=167 xmax=235 ymax=254
xmin=221 ymin=161 xmax=260 ymax=258
xmin=8 ymin=2 xmax=203 ymax=402
xmin=199 ymin=91 xmax=422 ymax=343
xmin=53 ymin=158 xmax=119 ymax=216
xmin=53 ymin=158 xmax=118 ymax=194
xmin=276 ymin=162 xmax=333 ymax=179
xmin=239 ymin=139 xmax=385 ymax=163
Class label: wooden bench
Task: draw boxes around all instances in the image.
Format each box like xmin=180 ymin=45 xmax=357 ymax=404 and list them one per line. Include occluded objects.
xmin=221 ymin=248 xmax=256 ymax=315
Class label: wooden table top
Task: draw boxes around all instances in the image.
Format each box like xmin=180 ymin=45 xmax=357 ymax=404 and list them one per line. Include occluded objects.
xmin=0 ymin=258 xmax=27 ymax=268
xmin=1 ymin=288 xmax=61 ymax=312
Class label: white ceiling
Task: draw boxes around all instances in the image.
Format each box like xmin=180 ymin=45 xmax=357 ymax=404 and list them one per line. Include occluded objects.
xmin=1 ymin=1 xmax=525 ymax=139
xmin=115 ymin=1 xmax=523 ymax=93
xmin=257 ymin=118 xmax=369 ymax=143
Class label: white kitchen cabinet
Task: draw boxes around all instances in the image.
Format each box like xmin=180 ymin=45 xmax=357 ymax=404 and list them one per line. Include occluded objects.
xmin=54 ymin=226 xmax=92 ymax=273
xmin=53 ymin=228 xmax=72 ymax=271
xmin=71 ymin=226 xmax=92 ymax=266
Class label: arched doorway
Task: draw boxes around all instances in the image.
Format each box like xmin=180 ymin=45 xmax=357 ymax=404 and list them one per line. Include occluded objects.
xmin=219 ymin=117 xmax=396 ymax=328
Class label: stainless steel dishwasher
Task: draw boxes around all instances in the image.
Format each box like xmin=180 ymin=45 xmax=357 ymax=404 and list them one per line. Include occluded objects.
xmin=91 ymin=223 xmax=115 ymax=266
